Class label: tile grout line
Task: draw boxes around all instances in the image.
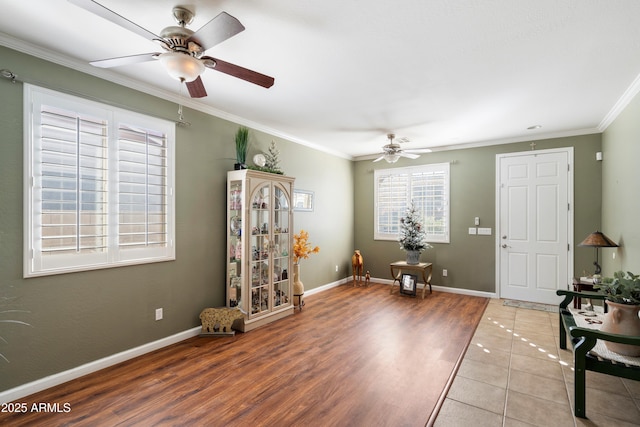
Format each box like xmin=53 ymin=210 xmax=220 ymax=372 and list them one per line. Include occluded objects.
xmin=501 ymin=307 xmax=515 ymax=427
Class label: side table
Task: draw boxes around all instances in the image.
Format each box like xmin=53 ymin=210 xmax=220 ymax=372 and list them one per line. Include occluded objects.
xmin=572 ymin=278 xmax=595 ymax=309
xmin=389 ymin=261 xmax=433 ymax=299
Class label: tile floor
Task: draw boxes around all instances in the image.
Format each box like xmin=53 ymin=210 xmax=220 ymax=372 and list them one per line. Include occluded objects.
xmin=434 ymin=298 xmax=640 ymax=427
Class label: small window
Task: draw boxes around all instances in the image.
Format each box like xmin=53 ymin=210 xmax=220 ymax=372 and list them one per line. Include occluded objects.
xmin=374 ymin=163 xmax=450 ymax=243
xmin=24 ymin=85 xmax=175 ymax=277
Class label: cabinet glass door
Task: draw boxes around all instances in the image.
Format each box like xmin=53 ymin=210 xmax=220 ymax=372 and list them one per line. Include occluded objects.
xmin=272 ymin=184 xmax=290 ymax=309
xmin=250 ymin=183 xmax=271 ymax=316
xmin=228 ymin=180 xmax=243 ymax=308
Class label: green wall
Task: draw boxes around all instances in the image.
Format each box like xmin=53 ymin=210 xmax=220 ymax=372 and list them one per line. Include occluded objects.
xmin=602 ymin=90 xmax=640 ymax=274
xmin=0 ymin=46 xmax=353 ymax=392
xmin=354 ymin=134 xmax=603 ymax=292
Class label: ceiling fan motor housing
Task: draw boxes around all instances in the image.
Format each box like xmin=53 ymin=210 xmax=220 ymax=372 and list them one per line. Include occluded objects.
xmin=160 ymin=26 xmax=202 ymax=56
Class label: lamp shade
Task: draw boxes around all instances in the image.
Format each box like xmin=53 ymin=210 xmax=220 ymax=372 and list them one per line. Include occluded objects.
xmin=579 ymin=231 xmax=618 ymax=248
xmin=384 ymin=153 xmax=400 ymax=163
xmin=159 ymin=52 xmax=204 ymax=82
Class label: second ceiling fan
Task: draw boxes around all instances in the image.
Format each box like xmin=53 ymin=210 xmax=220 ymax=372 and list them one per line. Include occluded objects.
xmin=69 ymin=0 xmax=275 ymax=98
xmin=373 ymin=134 xmax=431 ymax=163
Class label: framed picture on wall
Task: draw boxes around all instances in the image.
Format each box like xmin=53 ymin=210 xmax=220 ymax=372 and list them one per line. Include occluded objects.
xmin=293 ymin=189 xmax=314 ymax=212
xmin=400 ymin=274 xmax=417 ymax=296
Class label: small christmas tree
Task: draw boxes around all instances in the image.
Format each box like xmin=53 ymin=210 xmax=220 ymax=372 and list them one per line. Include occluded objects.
xmin=398 ymin=202 xmax=431 ymax=252
xmin=263 ymin=141 xmax=282 ymax=174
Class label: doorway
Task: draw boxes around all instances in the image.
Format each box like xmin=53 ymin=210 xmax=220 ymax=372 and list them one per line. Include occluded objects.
xmin=496 ymin=148 xmax=573 ymax=304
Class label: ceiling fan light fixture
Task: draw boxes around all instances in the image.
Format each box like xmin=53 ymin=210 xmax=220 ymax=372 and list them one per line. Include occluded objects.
xmin=159 ymin=51 xmax=204 ymax=82
xmin=384 ymin=153 xmax=400 ymax=163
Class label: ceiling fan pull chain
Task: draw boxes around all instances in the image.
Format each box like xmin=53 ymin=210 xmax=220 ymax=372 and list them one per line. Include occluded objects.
xmin=175 ymin=81 xmax=191 ymax=127
xmin=178 ymin=82 xmax=185 ymax=121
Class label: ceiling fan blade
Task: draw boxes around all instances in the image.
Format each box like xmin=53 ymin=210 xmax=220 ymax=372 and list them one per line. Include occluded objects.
xmin=399 ymin=152 xmax=420 ymax=160
xmin=373 ymin=155 xmax=385 ymax=162
xmin=68 ymin=0 xmax=160 ymax=41
xmin=187 ymin=12 xmax=245 ymax=51
xmin=90 ymin=53 xmax=158 ymax=68
xmin=203 ymin=56 xmax=274 ymax=88
xmin=186 ymin=76 xmax=207 ymax=98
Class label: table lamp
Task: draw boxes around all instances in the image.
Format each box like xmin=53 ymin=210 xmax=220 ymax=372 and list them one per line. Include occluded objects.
xmin=579 ymin=231 xmax=618 ymax=276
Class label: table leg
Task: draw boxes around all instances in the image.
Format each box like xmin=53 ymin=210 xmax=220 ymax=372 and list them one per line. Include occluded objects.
xmin=573 ymin=284 xmax=581 ymax=309
xmin=390 ymin=266 xmax=399 ymax=294
xmin=420 ymin=265 xmax=433 ymax=299
xmin=421 ymin=270 xmax=427 ymax=299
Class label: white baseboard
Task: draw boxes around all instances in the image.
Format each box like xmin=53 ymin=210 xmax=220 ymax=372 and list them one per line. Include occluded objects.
xmin=304 ymin=277 xmax=350 ymax=296
xmin=309 ymin=276 xmax=497 ymax=299
xmin=0 ymin=326 xmax=201 ymax=404
xmin=372 ymin=277 xmax=497 ymax=299
xmin=1 ymin=276 xmax=493 ymax=404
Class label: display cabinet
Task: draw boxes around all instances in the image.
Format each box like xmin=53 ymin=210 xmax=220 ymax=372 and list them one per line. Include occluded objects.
xmin=227 ymin=170 xmax=295 ymax=332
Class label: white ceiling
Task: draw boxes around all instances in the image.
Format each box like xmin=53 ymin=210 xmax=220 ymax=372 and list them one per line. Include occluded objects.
xmin=2 ymin=0 xmax=640 ymax=160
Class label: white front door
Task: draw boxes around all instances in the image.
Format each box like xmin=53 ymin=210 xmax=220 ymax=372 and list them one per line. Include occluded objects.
xmin=497 ymin=149 xmax=573 ymax=304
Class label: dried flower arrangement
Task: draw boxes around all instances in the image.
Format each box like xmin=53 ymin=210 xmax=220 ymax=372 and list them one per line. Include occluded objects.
xmin=293 ymin=230 xmax=320 ymax=264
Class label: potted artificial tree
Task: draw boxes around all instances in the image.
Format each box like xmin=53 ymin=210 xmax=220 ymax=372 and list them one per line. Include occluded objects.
xmin=398 ymin=202 xmax=432 ymax=265
xmin=594 ymin=271 xmax=640 ymax=356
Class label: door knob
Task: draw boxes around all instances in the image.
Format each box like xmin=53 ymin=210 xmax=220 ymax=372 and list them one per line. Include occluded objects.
xmin=501 ymin=244 xmax=509 ymax=248
xmin=502 ymin=235 xmax=507 ymax=239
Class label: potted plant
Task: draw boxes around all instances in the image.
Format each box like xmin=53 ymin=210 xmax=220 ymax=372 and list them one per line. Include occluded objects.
xmin=234 ymin=126 xmax=249 ymax=170
xmin=595 ymin=271 xmax=640 ymax=304
xmin=594 ymin=271 xmax=640 ymax=356
xmin=398 ymin=202 xmax=432 ymax=265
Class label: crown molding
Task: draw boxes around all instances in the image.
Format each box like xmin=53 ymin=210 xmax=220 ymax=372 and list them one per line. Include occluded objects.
xmin=598 ymin=70 xmax=640 ymax=131
xmin=353 ymin=127 xmax=600 ymax=161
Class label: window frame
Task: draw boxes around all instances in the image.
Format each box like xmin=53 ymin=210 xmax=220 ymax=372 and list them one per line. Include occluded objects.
xmin=374 ymin=162 xmax=450 ymax=244
xmin=23 ymin=84 xmax=176 ymax=277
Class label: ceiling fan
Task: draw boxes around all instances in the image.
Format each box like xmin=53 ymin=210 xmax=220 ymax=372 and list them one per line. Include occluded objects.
xmin=373 ymin=134 xmax=431 ymax=163
xmin=68 ymin=0 xmax=275 ymax=98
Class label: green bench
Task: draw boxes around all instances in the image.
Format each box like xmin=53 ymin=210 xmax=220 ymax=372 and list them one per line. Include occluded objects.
xmin=556 ymin=289 xmax=640 ymax=418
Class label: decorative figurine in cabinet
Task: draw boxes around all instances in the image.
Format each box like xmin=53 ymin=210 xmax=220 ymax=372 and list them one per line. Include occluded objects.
xmin=226 ymin=170 xmax=295 ymax=332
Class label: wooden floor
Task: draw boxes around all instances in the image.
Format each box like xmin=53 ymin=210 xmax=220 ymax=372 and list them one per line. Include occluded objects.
xmin=1 ymin=283 xmax=488 ymax=427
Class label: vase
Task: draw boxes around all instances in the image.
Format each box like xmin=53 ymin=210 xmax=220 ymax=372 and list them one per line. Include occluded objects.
xmin=293 ymin=263 xmax=304 ymax=308
xmin=406 ymin=250 xmax=420 ymax=265
xmin=600 ymin=301 xmax=640 ymax=356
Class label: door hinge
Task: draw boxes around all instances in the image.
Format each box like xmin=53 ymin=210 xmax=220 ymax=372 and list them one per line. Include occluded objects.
xmin=568 ymin=243 xmax=570 ymax=251
xmin=568 ymin=203 xmax=570 ymax=211
xmin=567 ymin=164 xmax=570 ymax=172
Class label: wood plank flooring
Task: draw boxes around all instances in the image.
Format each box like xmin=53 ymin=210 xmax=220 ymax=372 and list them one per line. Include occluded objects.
xmin=0 ymin=283 xmax=488 ymax=427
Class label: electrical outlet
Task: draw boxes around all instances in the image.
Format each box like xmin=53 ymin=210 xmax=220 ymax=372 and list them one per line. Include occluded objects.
xmin=155 ymin=308 xmax=163 ymax=321
xmin=335 ymin=265 xmax=339 ymax=272
xmin=474 ymin=217 xmax=480 ymax=226
xmin=443 ymin=269 xmax=448 ymax=277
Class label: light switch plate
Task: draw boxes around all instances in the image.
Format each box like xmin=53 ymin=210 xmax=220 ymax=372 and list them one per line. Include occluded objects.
xmin=468 ymin=227 xmax=477 ymax=235
xmin=477 ymin=227 xmax=492 ymax=235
